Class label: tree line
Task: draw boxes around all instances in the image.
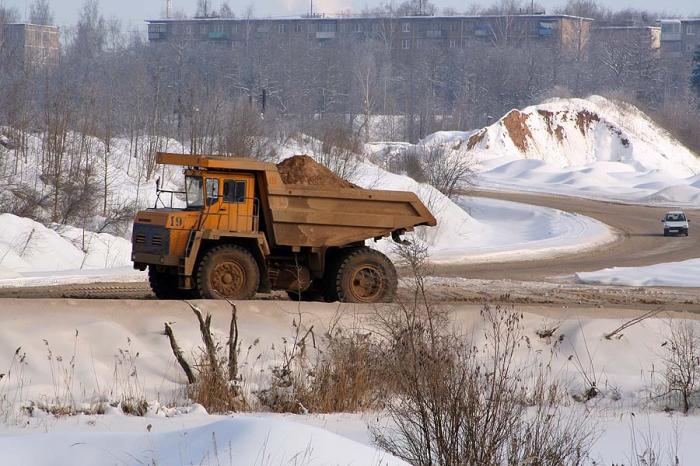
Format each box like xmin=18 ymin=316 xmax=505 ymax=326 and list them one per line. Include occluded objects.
xmin=0 ymin=0 xmax=698 ymax=231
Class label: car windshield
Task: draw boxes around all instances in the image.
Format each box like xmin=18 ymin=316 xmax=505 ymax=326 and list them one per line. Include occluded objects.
xmin=185 ymin=176 xmax=204 ymax=208
xmin=666 ymin=213 xmax=686 ymax=222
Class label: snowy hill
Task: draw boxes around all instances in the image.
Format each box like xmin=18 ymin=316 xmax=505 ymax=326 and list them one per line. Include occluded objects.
xmin=379 ymin=96 xmax=700 ymax=206
xmin=464 ymin=96 xmax=700 ymax=177
xmin=0 ymin=214 xmax=133 ymax=279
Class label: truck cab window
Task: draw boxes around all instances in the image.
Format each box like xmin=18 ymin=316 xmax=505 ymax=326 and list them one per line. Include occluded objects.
xmin=223 ymin=180 xmax=247 ymax=203
xmin=185 ymin=176 xmax=204 ymax=208
xmin=206 ymin=178 xmax=219 ymax=206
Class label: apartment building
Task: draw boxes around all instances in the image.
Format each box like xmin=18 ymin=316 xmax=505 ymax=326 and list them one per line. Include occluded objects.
xmin=2 ymin=23 xmax=60 ymax=67
xmin=591 ymin=26 xmax=661 ymax=54
xmin=146 ymin=14 xmax=593 ymax=57
xmin=659 ymin=19 xmax=700 ymax=59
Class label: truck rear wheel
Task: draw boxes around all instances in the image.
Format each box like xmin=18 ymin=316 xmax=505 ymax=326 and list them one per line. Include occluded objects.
xmin=334 ymin=247 xmax=397 ymax=304
xmin=196 ymin=244 xmax=260 ymax=300
xmin=148 ymin=266 xmax=196 ymax=300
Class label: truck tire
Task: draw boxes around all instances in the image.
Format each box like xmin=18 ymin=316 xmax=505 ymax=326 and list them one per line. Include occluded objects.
xmin=148 ymin=266 xmax=196 ymax=300
xmin=333 ymin=247 xmax=397 ymax=304
xmin=196 ymin=244 xmax=260 ymax=300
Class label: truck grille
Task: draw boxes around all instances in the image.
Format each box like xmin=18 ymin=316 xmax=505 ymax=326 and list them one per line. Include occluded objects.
xmin=132 ymin=224 xmax=170 ymax=256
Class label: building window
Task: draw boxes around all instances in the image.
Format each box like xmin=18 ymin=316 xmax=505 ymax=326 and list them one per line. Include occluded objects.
xmin=200 ymin=24 xmax=208 ymax=34
xmin=661 ymin=22 xmax=681 ymax=34
xmin=474 ymin=24 xmax=489 ymax=37
xmin=687 ymin=24 xmax=695 ymax=35
xmin=449 ymin=39 xmax=457 ymax=48
xmin=426 ymin=30 xmax=441 ymax=38
xmin=354 ymin=23 xmax=363 ymax=33
xmin=149 ymin=23 xmax=167 ymax=34
xmin=402 ymin=22 xmax=411 ymax=33
xmin=317 ymin=21 xmax=336 ymax=33
xmin=231 ymin=24 xmax=238 ymax=33
xmin=402 ymin=39 xmax=410 ymax=49
xmin=294 ymin=23 xmax=303 ymax=33
xmin=186 ymin=25 xmax=193 ymax=35
xmin=213 ymin=23 xmax=224 ymax=33
xmin=278 ymin=23 xmax=287 ymax=33
xmin=452 ymin=22 xmax=460 ymax=32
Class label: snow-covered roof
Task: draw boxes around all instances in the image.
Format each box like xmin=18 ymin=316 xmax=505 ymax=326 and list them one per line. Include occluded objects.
xmin=146 ymin=14 xmax=595 ymax=24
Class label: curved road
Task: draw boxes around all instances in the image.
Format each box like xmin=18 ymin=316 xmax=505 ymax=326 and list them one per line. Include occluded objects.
xmin=433 ymin=190 xmax=700 ymax=281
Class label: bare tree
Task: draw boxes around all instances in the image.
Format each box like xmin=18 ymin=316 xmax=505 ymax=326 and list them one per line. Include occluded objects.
xmin=29 ymin=0 xmax=53 ymax=25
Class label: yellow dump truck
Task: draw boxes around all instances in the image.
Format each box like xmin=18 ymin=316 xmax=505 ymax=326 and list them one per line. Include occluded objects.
xmin=132 ymin=153 xmax=437 ymax=303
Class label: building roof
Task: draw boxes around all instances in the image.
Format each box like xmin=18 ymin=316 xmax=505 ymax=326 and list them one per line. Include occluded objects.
xmin=592 ymin=26 xmax=660 ymax=30
xmin=4 ymin=23 xmax=59 ymax=29
xmin=146 ymin=14 xmax=595 ymax=24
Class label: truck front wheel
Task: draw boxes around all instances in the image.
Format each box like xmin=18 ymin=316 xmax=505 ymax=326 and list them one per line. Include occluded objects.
xmin=196 ymin=244 xmax=260 ymax=300
xmin=334 ymin=247 xmax=397 ymax=304
xmin=149 ymin=266 xmax=196 ymax=300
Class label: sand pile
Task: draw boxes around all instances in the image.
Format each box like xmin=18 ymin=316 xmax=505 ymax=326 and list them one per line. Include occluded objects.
xmin=277 ymin=155 xmax=357 ymax=189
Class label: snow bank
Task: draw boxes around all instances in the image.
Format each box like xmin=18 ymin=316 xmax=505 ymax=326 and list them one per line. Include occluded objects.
xmin=0 ymin=214 xmax=132 ymax=277
xmin=0 ymin=414 xmax=407 ymax=466
xmin=576 ymin=258 xmax=700 ymax=288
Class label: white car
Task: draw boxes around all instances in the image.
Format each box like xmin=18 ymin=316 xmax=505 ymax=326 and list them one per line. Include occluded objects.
xmin=662 ymin=211 xmax=690 ymax=237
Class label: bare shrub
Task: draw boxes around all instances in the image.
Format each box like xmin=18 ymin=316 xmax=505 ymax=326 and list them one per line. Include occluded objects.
xmin=370 ymin=243 xmax=594 ymax=466
xmin=311 ymin=123 xmax=363 ymax=183
xmin=218 ymin=105 xmax=278 ymax=161
xmin=258 ymin=311 xmax=386 ymax=414
xmin=661 ymin=318 xmax=700 ymax=414
xmin=387 ymin=144 xmax=473 ymax=199
xmin=166 ymin=301 xmax=247 ymax=414
xmin=111 ymin=339 xmax=147 ymax=416
xmin=0 ymin=347 xmax=29 ymax=424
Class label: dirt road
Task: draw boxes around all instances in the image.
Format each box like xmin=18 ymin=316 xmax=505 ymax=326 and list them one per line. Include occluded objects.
xmin=434 ymin=190 xmax=700 ymax=281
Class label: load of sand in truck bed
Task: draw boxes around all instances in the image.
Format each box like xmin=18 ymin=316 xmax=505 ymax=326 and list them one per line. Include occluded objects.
xmin=277 ymin=155 xmax=358 ymax=189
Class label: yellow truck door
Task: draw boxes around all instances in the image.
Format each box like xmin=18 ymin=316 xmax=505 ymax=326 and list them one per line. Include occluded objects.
xmin=220 ymin=174 xmax=257 ymax=232
xmin=199 ymin=174 xmax=256 ymax=233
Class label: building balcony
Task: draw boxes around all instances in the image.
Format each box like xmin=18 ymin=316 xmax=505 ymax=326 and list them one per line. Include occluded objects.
xmin=208 ymin=31 xmax=230 ymax=40
xmin=148 ymin=31 xmax=167 ymax=41
xmin=316 ymin=31 xmax=336 ymax=39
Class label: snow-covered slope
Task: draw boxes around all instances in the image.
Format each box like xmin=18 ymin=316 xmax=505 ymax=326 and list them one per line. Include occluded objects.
xmin=0 ymin=214 xmax=133 ymax=279
xmin=0 ymin=414 xmax=407 ymax=466
xmin=374 ymin=96 xmax=700 ymax=206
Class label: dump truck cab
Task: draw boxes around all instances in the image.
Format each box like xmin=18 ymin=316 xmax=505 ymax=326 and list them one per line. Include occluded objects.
xmin=132 ymin=152 xmax=437 ymax=303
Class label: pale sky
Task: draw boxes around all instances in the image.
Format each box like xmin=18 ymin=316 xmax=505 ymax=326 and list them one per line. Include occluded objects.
xmin=5 ymin=0 xmax=699 ymax=29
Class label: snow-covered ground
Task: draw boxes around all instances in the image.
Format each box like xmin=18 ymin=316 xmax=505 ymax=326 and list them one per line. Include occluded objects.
xmin=0 ymin=413 xmax=406 ymax=466
xmin=0 ymin=300 xmax=698 ymax=465
xmin=576 ymin=258 xmax=700 ymax=288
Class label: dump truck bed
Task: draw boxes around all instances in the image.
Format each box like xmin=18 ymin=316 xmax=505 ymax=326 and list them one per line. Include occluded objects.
xmin=267 ymin=184 xmax=436 ymax=248
xmin=154 ymin=152 xmax=437 ymax=249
